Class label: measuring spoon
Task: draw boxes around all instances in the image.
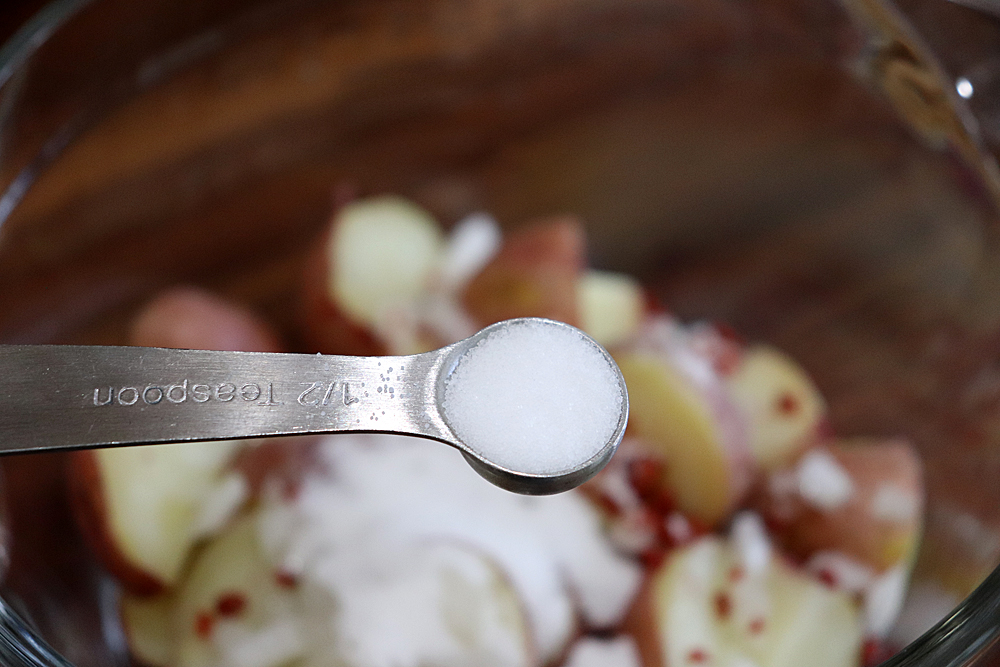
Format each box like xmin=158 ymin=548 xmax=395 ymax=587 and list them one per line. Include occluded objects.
xmin=0 ymin=318 xmax=628 ymax=495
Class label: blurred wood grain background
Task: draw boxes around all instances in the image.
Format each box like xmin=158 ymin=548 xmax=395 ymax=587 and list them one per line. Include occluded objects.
xmin=0 ymin=0 xmax=994 ymax=91
xmin=0 ymin=0 xmax=47 ymax=45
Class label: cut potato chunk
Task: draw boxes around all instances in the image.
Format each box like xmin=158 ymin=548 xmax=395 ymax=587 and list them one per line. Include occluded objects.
xmin=727 ymin=346 xmax=826 ymax=471
xmin=577 ymin=270 xmax=646 ymax=348
xmin=171 ymin=513 xmax=301 ymax=667
xmin=120 ymin=593 xmax=173 ymax=667
xmin=629 ymin=535 xmax=862 ymax=667
xmin=752 ymin=559 xmax=863 ymax=667
xmin=120 ymin=514 xmax=303 ymax=667
xmin=70 ymin=441 xmax=245 ymax=595
xmin=71 ymin=287 xmax=277 ymax=594
xmin=300 ymin=232 xmax=386 ymax=355
xmin=616 ymin=349 xmax=751 ymax=526
xmin=303 ymin=195 xmax=446 ymax=355
xmin=760 ymin=438 xmax=924 ymax=572
xmin=462 ymin=216 xmax=586 ymax=327
xmin=328 ymin=195 xmax=444 ymax=326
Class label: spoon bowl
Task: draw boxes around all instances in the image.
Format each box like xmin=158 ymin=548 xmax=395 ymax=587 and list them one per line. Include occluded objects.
xmin=440 ymin=318 xmax=629 ymax=495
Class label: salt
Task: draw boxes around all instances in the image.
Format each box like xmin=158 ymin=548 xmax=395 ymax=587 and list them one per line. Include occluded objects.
xmin=442 ymin=319 xmax=624 ymax=476
xmin=563 ymin=637 xmax=642 ymax=667
xmin=730 ymin=511 xmax=771 ymax=576
xmin=796 ymin=449 xmax=854 ymax=510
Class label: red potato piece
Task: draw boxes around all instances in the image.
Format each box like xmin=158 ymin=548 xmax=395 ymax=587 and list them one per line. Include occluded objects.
xmin=615 ymin=337 xmax=753 ymax=527
xmin=71 ymin=287 xmax=278 ymax=595
xmin=70 ymin=451 xmax=161 ymax=596
xmin=759 ymin=438 xmax=924 ymax=572
xmin=129 ymin=287 xmax=283 ymax=352
xmin=123 ymin=510 xmax=537 ymax=667
xmin=576 ymin=270 xmax=646 ymax=349
xmin=155 ymin=512 xmax=301 ymax=667
xmin=327 ymin=196 xmax=443 ymax=325
xmin=300 ymin=196 xmax=445 ymax=355
xmin=300 ymin=232 xmax=386 ymax=355
xmin=726 ymin=346 xmax=827 ymax=471
xmin=69 ymin=441 xmax=246 ymax=596
xmin=624 ymin=536 xmax=863 ymax=667
xmin=621 ymin=569 xmax=664 ymax=667
xmin=462 ymin=216 xmax=586 ymax=327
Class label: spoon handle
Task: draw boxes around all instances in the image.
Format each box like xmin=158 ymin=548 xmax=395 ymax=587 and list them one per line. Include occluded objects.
xmin=0 ymin=345 xmax=458 ymax=455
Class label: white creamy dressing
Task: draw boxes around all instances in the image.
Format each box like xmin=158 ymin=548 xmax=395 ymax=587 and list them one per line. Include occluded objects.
xmin=253 ymin=434 xmax=642 ymax=666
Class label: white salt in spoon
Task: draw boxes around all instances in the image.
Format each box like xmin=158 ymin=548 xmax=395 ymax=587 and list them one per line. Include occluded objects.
xmin=0 ymin=318 xmax=628 ymax=494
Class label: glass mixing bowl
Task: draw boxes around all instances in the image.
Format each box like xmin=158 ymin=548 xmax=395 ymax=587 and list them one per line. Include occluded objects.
xmin=1 ymin=0 xmax=1000 ymax=665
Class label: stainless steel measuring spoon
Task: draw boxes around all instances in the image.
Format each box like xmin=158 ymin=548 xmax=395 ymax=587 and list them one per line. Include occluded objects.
xmin=0 ymin=318 xmax=628 ymax=495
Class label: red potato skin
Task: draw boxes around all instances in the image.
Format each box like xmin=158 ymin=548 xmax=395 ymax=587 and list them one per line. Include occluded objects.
xmin=230 ymin=436 xmax=323 ymax=501
xmin=67 ymin=450 xmax=166 ymax=596
xmin=758 ymin=438 xmax=924 ymax=571
xmin=299 ymin=223 xmax=386 ymax=356
xmin=129 ymin=286 xmax=284 ymax=352
xmin=462 ymin=215 xmax=586 ymax=327
xmin=621 ymin=572 xmax=664 ymax=667
xmin=70 ymin=287 xmax=286 ymax=596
